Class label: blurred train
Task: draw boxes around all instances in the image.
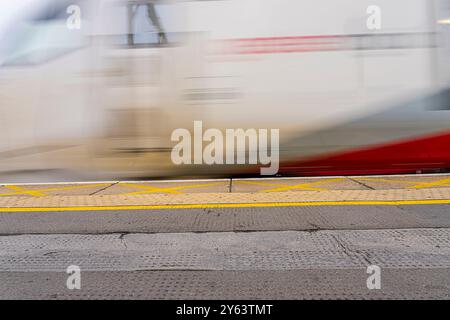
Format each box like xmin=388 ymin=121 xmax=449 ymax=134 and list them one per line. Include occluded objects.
xmin=1 ymin=0 xmax=450 ymax=181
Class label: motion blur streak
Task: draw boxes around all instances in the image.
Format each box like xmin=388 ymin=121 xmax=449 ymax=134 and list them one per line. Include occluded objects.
xmin=1 ymin=0 xmax=450 ymax=182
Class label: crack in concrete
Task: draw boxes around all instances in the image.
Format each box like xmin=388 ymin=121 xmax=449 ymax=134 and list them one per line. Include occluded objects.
xmin=348 ymin=178 xmax=375 ymax=190
xmin=331 ymin=234 xmax=372 ymax=265
xmin=118 ymin=232 xmax=129 ymax=251
xmin=43 ymin=250 xmax=70 ymax=257
xmin=89 ymin=182 xmax=119 ymax=196
xmin=305 ymin=219 xmax=321 ymax=232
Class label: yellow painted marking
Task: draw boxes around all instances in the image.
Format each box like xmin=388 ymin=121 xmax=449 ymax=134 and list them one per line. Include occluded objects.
xmin=259 ymin=178 xmax=345 ymax=193
xmin=119 ymin=182 xmax=224 ymax=196
xmin=1 ymin=185 xmax=48 ymax=197
xmin=235 ymin=179 xmax=326 ymax=192
xmin=120 ymin=183 xmax=182 ymax=195
xmin=0 ymin=183 xmax=110 ymax=197
xmin=166 ymin=182 xmax=225 ymax=191
xmin=0 ymin=199 xmax=450 ymax=212
xmin=408 ymin=177 xmax=450 ymax=189
xmin=40 ymin=184 xmax=110 ymax=192
xmin=357 ymin=178 xmax=421 ymax=185
xmin=235 ymin=180 xmax=290 ymax=188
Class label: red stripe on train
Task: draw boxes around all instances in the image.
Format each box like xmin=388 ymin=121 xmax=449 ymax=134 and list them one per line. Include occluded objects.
xmin=279 ymin=130 xmax=450 ymax=176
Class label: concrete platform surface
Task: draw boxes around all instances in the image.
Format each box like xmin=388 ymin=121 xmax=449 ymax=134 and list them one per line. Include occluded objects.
xmin=0 ymin=229 xmax=448 ymax=299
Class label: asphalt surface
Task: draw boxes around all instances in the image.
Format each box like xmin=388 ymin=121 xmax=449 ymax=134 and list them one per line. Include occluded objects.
xmin=0 ymin=203 xmax=449 ymax=299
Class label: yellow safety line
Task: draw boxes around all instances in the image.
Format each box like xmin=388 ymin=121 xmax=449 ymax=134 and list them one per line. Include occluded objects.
xmin=1 ymin=199 xmax=450 ymax=212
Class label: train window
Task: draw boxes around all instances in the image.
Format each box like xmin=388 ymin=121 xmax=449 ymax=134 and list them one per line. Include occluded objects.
xmin=1 ymin=22 xmax=86 ymax=66
xmin=31 ymin=0 xmax=77 ymax=22
xmin=1 ymin=1 xmax=87 ymax=66
xmin=105 ymin=2 xmax=181 ymax=48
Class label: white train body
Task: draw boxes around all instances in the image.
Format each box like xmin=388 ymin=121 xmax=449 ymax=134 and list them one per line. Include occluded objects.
xmin=1 ymin=0 xmax=450 ymax=181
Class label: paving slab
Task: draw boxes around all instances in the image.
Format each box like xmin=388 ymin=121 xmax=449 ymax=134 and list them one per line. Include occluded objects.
xmin=353 ymin=176 xmax=450 ymax=190
xmin=0 ymin=183 xmax=113 ymax=197
xmin=232 ymin=177 xmax=364 ymax=192
xmin=97 ymin=180 xmax=230 ymax=196
xmin=1 ymin=268 xmax=448 ymax=300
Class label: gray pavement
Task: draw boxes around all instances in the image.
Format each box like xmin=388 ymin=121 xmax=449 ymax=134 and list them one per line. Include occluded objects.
xmin=1 ymin=229 xmax=449 ymax=271
xmin=0 ymin=228 xmax=448 ymax=299
xmin=1 ymin=269 xmax=448 ymax=300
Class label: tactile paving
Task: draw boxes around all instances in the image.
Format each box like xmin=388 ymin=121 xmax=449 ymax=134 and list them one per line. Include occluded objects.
xmin=0 ymin=229 xmax=448 ymax=272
